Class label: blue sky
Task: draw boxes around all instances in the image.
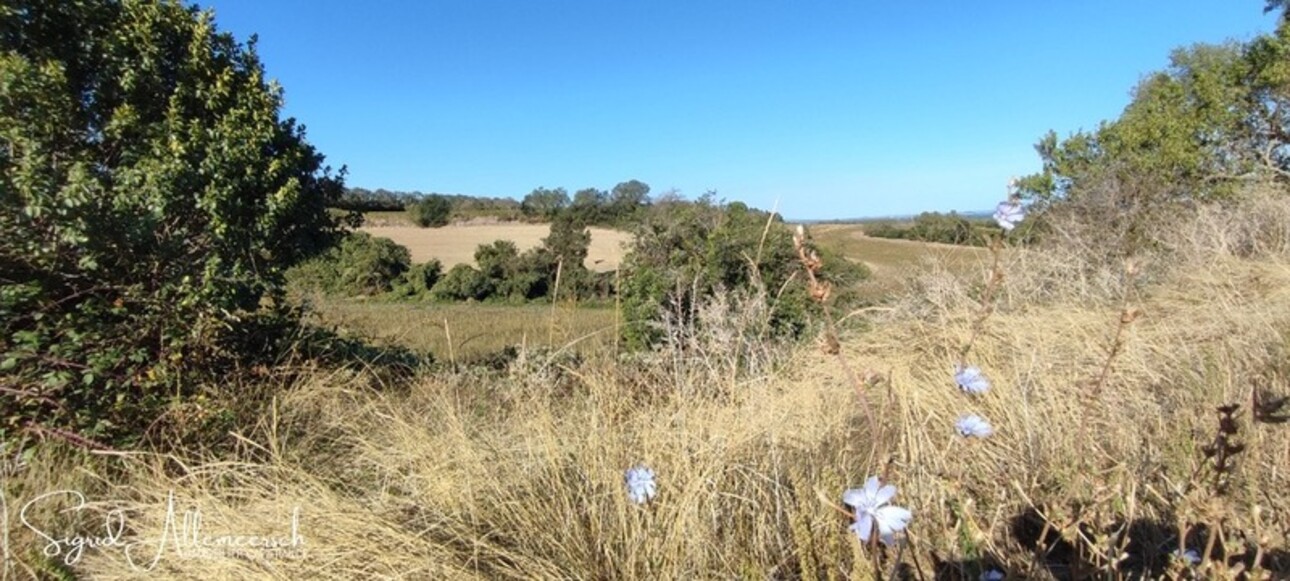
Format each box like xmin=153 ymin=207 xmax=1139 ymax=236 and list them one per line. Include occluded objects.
xmin=201 ymin=1 xmax=1278 ymax=219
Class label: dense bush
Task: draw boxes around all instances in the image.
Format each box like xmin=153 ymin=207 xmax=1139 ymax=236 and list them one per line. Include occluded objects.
xmin=431 ymin=264 xmax=494 ymax=301
xmin=619 ymin=197 xmax=867 ymax=350
xmin=392 ymin=260 xmax=444 ymax=299
xmin=0 ymin=0 xmax=351 ymax=444
xmin=288 ymin=233 xmax=414 ymax=297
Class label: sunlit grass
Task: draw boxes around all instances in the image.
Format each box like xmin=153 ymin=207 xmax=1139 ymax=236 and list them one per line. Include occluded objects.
xmin=306 ymin=298 xmax=618 ymax=362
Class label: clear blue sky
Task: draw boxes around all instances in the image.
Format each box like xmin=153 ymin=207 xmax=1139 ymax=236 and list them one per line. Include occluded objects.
xmin=199 ymin=1 xmax=1278 ymax=219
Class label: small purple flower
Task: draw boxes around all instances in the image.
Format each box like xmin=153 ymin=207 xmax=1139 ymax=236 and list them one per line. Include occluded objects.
xmin=980 ymin=569 xmax=1005 ymax=581
xmin=955 ymin=365 xmax=990 ymax=395
xmin=624 ymin=465 xmax=657 ymax=504
xmin=843 ymin=476 xmax=913 ymax=546
xmin=955 ymin=414 xmax=994 ymax=438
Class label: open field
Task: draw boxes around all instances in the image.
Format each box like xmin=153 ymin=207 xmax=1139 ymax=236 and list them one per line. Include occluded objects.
xmin=309 ymin=298 xmax=618 ymax=362
xmin=809 ymin=223 xmax=990 ymax=300
xmin=361 ymin=223 xmax=633 ymax=272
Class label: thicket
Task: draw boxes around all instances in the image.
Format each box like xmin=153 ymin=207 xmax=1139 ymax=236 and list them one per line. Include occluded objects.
xmin=286 ymin=233 xmax=412 ymax=297
xmin=0 ymin=0 xmax=354 ymax=445
xmin=619 ymin=196 xmax=868 ymax=350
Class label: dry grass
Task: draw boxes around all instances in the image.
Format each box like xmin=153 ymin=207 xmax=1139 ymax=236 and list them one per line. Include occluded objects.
xmin=6 ymin=191 xmax=1290 ymax=579
xmin=811 ymin=224 xmax=987 ymax=301
xmin=360 ymin=223 xmax=633 ymax=272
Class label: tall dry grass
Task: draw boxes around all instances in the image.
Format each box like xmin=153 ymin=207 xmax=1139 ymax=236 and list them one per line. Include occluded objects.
xmin=4 ymin=188 xmax=1290 ymax=579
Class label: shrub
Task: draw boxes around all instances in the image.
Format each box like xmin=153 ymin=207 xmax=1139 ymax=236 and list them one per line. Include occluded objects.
xmin=392 ymin=260 xmax=444 ymax=299
xmin=0 ymin=0 xmax=350 ymax=444
xmin=619 ymin=197 xmax=858 ymax=350
xmin=431 ymin=264 xmax=493 ymax=301
xmin=286 ymin=233 xmax=411 ymax=297
xmin=331 ymin=233 xmax=412 ymax=295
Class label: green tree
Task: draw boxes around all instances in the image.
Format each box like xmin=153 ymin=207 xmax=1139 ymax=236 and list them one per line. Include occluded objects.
xmin=520 ymin=187 xmax=569 ymax=220
xmin=1021 ymin=17 xmax=1290 ymax=207
xmin=618 ymin=196 xmax=863 ymax=349
xmin=608 ymin=179 xmax=651 ymax=224
xmin=568 ymin=187 xmax=608 ymax=224
xmin=0 ymin=0 xmax=350 ymax=443
xmin=407 ymin=194 xmax=453 ymax=227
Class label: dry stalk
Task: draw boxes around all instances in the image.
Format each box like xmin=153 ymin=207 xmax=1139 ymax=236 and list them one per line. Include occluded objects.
xmin=1090 ymin=259 xmax=1142 ymax=397
xmin=958 ymin=235 xmax=1006 ymax=364
xmin=792 ymin=226 xmax=878 ymax=435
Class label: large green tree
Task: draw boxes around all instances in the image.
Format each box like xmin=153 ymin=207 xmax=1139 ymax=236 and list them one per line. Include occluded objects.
xmin=1020 ymin=8 xmax=1289 ymax=206
xmin=0 ymin=0 xmax=350 ymax=442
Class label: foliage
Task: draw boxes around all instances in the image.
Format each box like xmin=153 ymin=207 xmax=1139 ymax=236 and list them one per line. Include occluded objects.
xmin=287 ymin=232 xmax=410 ymax=297
xmin=406 ymin=194 xmax=453 ymax=228
xmin=619 ymin=196 xmax=866 ymax=350
xmin=392 ymin=260 xmax=443 ymax=299
xmin=430 ymin=264 xmax=493 ymax=302
xmin=1020 ymin=20 xmax=1290 ymax=209
xmin=520 ymin=187 xmax=569 ymax=220
xmin=473 ymin=240 xmax=548 ymax=300
xmin=864 ymin=213 xmax=1035 ymax=246
xmin=0 ymin=0 xmax=349 ymax=444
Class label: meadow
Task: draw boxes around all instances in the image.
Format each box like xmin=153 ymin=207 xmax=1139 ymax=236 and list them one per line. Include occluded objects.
xmin=7 ymin=189 xmax=1289 ymax=579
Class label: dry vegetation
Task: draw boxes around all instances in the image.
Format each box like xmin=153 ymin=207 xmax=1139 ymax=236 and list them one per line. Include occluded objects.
xmin=810 ymin=224 xmax=987 ymax=301
xmin=5 ymin=189 xmax=1290 ymax=579
xmin=361 ymin=223 xmax=632 ymax=272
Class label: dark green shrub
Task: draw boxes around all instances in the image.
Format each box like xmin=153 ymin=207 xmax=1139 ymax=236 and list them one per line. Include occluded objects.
xmin=332 ymin=233 xmax=412 ymax=295
xmin=431 ymin=264 xmax=493 ymax=301
xmin=393 ymin=260 xmax=444 ymax=299
xmin=618 ymin=197 xmax=849 ymax=350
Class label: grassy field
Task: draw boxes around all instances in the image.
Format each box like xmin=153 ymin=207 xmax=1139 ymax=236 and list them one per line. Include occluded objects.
xmin=308 ymin=298 xmax=618 ymax=362
xmin=810 ymin=223 xmax=989 ymax=301
xmin=9 ymin=193 xmax=1290 ymax=579
xmin=361 ymin=223 xmax=632 ymax=272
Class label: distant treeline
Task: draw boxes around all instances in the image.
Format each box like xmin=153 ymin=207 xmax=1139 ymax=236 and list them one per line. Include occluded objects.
xmin=337 ymin=187 xmax=524 ymax=219
xmin=864 ymin=211 xmax=1035 ymax=246
xmin=338 ymin=180 xmax=663 ymax=229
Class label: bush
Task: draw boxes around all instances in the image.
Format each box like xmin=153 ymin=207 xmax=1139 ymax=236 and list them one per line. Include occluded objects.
xmin=0 ymin=0 xmax=350 ymax=445
xmin=407 ymin=195 xmax=453 ymax=227
xmin=618 ymin=197 xmax=855 ymax=350
xmin=287 ymin=233 xmax=411 ymax=297
xmin=392 ymin=260 xmax=444 ymax=299
xmin=431 ymin=264 xmax=493 ymax=301
xmin=332 ymin=234 xmax=412 ymax=295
